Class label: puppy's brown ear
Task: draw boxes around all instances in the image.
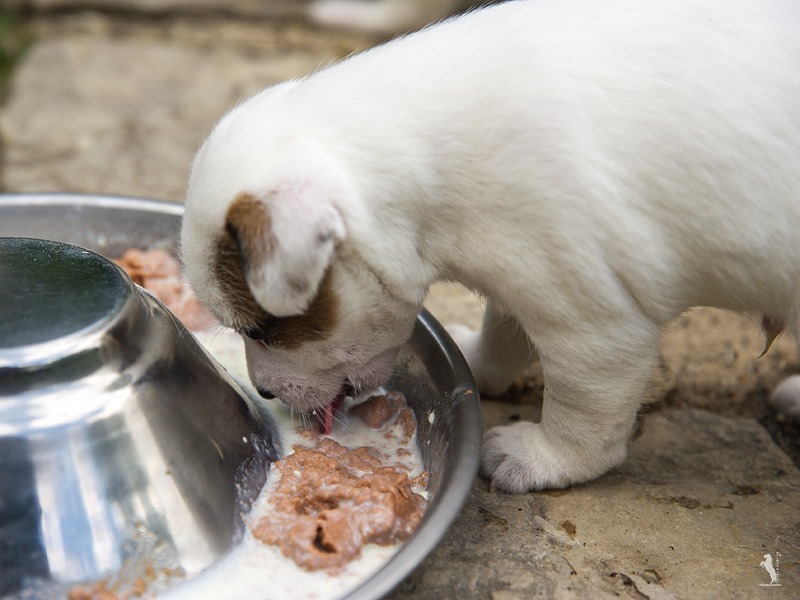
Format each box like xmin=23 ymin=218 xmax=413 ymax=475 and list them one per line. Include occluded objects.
xmin=225 ymin=186 xmax=345 ymax=317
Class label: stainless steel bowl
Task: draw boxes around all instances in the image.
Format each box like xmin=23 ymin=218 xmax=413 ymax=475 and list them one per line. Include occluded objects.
xmin=0 ymin=234 xmax=279 ymax=597
xmin=0 ymin=193 xmax=482 ymax=600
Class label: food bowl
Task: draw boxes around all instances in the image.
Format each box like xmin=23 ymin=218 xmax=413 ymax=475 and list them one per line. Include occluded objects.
xmin=0 ymin=193 xmax=482 ymax=600
xmin=0 ymin=236 xmax=279 ymax=597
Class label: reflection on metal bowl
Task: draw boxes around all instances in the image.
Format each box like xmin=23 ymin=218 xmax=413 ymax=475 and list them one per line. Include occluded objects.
xmin=0 ymin=236 xmax=278 ymax=597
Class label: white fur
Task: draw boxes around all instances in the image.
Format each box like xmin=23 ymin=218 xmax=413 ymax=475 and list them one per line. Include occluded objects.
xmin=182 ymin=0 xmax=800 ymax=492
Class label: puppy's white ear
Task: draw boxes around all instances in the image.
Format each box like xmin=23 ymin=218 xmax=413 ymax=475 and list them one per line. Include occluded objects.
xmin=225 ymin=186 xmax=345 ymax=317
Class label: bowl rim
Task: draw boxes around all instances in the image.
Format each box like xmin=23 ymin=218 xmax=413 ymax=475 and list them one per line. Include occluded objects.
xmin=0 ymin=192 xmax=483 ymax=599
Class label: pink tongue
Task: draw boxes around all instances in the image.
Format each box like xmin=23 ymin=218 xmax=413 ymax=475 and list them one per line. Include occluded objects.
xmin=317 ymin=392 xmax=346 ymax=434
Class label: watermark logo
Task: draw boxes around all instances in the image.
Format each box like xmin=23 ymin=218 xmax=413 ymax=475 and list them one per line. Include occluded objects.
xmin=759 ymin=552 xmax=781 ymax=587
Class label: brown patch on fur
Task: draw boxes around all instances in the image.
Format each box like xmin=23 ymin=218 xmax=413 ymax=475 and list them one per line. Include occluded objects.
xmin=272 ymin=269 xmax=339 ymax=349
xmin=227 ymin=193 xmax=275 ymax=259
xmin=214 ymin=193 xmax=273 ymax=329
xmin=213 ymin=192 xmax=338 ymax=349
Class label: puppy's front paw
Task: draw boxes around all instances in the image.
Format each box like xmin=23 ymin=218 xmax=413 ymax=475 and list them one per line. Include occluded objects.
xmin=481 ymin=422 xmax=627 ymax=492
xmin=447 ymin=323 xmax=517 ymax=396
xmin=482 ymin=422 xmax=566 ymax=492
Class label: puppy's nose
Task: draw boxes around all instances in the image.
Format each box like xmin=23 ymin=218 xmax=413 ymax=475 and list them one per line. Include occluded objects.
xmin=256 ymin=386 xmax=276 ymax=399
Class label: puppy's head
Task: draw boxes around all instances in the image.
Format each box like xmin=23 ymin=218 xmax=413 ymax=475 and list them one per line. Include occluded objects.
xmin=181 ymin=97 xmax=420 ymax=413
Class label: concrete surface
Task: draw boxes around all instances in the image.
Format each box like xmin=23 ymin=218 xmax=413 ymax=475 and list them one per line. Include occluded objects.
xmin=1 ymin=4 xmax=798 ymax=598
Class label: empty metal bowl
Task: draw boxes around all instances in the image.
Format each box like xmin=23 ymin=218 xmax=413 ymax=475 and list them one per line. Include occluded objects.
xmin=0 ymin=193 xmax=481 ymax=600
xmin=0 ymin=236 xmax=279 ymax=597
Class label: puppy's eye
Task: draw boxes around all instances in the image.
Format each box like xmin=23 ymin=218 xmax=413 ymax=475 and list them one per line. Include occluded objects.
xmin=256 ymin=387 xmax=276 ymax=400
xmin=243 ymin=326 xmax=267 ymax=341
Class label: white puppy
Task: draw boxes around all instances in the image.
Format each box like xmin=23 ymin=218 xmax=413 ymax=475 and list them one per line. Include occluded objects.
xmin=181 ymin=0 xmax=800 ymax=492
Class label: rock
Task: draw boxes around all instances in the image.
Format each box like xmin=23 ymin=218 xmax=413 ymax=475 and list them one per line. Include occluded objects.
xmin=5 ymin=0 xmax=306 ymax=18
xmin=0 ymin=35 xmax=327 ymax=199
xmin=657 ymin=309 xmax=798 ymax=414
xmin=390 ymin=408 xmax=800 ymax=599
xmin=424 ymin=281 xmax=484 ymax=330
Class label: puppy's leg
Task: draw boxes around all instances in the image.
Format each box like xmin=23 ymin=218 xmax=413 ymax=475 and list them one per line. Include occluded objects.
xmin=482 ymin=314 xmax=660 ymax=492
xmin=448 ymin=302 xmax=538 ymax=396
xmin=769 ymin=316 xmax=800 ymax=419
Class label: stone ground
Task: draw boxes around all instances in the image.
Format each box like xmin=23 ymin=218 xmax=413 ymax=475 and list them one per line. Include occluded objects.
xmin=1 ymin=3 xmax=799 ymax=598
